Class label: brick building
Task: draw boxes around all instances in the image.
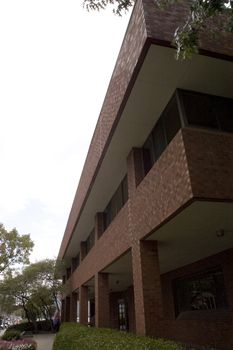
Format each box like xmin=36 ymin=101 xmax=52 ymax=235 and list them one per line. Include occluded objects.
xmin=58 ymin=0 xmax=233 ymax=348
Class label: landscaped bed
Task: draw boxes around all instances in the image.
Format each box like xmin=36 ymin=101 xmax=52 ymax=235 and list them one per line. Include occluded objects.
xmin=0 ymin=338 xmax=37 ymax=350
xmin=0 ymin=330 xmax=37 ymax=350
xmin=53 ymin=323 xmax=186 ymax=350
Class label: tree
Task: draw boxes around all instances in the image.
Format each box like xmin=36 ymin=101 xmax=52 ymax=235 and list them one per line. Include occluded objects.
xmin=0 ymin=223 xmax=34 ymax=274
xmin=83 ymin=0 xmax=233 ymax=59
xmin=0 ymin=259 xmax=62 ymax=331
xmin=23 ymin=259 xmax=63 ymax=328
xmin=0 ymin=273 xmax=32 ymax=323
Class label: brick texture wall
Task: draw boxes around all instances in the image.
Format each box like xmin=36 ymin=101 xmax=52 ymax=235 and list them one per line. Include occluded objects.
xmin=59 ymin=1 xmax=233 ymax=346
xmin=68 ymin=129 xmax=233 ymax=290
xmin=59 ymin=0 xmax=233 ymax=259
xmin=109 ymin=287 xmax=135 ymax=332
xmin=59 ymin=0 xmax=148 ymax=258
xmin=183 ymin=128 xmax=233 ymax=200
xmin=64 ymin=128 xmax=233 ymax=349
xmin=159 ymin=248 xmax=233 ymax=350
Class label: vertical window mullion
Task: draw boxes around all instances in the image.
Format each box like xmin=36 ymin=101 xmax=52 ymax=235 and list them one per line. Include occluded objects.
xmin=176 ymin=89 xmax=188 ymax=127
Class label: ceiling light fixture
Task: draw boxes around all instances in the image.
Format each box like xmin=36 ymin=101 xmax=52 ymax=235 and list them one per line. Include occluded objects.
xmin=216 ymin=229 xmax=225 ymax=237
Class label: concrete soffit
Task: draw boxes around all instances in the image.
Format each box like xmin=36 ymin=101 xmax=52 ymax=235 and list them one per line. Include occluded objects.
xmin=61 ymin=43 xmax=233 ymax=262
xmin=59 ymin=0 xmax=233 ymax=262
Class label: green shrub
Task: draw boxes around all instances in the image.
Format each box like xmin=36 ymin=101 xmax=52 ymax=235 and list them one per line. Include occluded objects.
xmin=7 ymin=320 xmax=52 ymax=333
xmin=7 ymin=323 xmax=34 ymax=333
xmin=1 ymin=330 xmax=21 ymax=341
xmin=53 ymin=323 xmax=185 ymax=350
xmin=37 ymin=320 xmax=52 ymax=331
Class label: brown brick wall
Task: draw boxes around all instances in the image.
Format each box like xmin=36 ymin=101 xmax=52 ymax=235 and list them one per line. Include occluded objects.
xmin=59 ymin=0 xmax=148 ymax=258
xmin=109 ymin=287 xmax=135 ymax=332
xmin=70 ymin=292 xmax=78 ymax=322
xmin=59 ymin=0 xmax=233 ymax=259
xmin=68 ymin=128 xmax=233 ymax=290
xmin=159 ymin=248 xmax=233 ymax=350
xmin=59 ymin=1 xmax=233 ymax=345
xmin=79 ymin=285 xmax=88 ymax=325
xmin=63 ymin=127 xmax=233 ymax=348
xmin=69 ymin=203 xmax=130 ymax=291
xmin=143 ymin=0 xmax=233 ymax=58
xmin=95 ymin=273 xmax=110 ymax=328
xmin=132 ymin=240 xmax=163 ymax=335
xmin=68 ymin=129 xmax=194 ymax=292
xmin=128 ymin=129 xmax=193 ymax=243
xmin=183 ymin=128 xmax=233 ymax=201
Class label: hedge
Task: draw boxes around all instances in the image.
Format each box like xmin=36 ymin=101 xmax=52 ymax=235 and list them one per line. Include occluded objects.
xmin=7 ymin=320 xmax=52 ymax=333
xmin=53 ymin=323 xmax=186 ymax=350
xmin=1 ymin=330 xmax=21 ymax=341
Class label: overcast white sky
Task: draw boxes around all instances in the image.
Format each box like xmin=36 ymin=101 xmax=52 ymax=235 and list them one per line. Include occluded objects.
xmin=0 ymin=0 xmax=131 ymax=262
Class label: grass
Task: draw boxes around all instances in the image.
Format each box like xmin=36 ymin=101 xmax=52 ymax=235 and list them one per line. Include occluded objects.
xmin=53 ymin=323 xmax=186 ymax=350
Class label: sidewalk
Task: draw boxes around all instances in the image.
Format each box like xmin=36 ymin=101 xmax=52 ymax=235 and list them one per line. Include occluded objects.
xmin=34 ymin=333 xmax=55 ymax=350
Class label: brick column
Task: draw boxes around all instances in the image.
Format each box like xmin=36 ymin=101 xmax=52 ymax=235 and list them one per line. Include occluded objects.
xmin=61 ymin=299 xmax=65 ymax=322
xmin=95 ymin=272 xmax=110 ymax=328
xmin=132 ymin=240 xmax=163 ymax=336
xmin=79 ymin=285 xmax=88 ymax=325
xmin=70 ymin=292 xmax=78 ymax=322
xmin=127 ymin=148 xmax=145 ymax=197
xmin=65 ymin=296 xmax=71 ymax=321
xmin=95 ymin=212 xmax=105 ymax=240
xmin=80 ymin=241 xmax=87 ymax=261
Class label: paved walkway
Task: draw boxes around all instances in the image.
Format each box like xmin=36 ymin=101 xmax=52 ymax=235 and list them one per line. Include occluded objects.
xmin=34 ymin=333 xmax=56 ymax=350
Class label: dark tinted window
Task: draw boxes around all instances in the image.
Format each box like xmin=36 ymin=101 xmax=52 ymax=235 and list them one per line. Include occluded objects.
xmin=163 ymin=94 xmax=181 ymax=143
xmin=111 ymin=184 xmax=123 ymax=219
xmin=142 ymin=89 xmax=233 ymax=179
xmin=86 ymin=229 xmax=95 ymax=254
xmin=182 ymin=91 xmax=219 ymax=129
xmin=174 ymin=267 xmax=228 ymax=316
xmin=215 ymin=98 xmax=233 ymax=132
xmin=152 ymin=119 xmax=167 ymax=161
xmin=76 ymin=253 xmax=80 ymax=268
xmin=180 ymin=90 xmax=233 ymax=132
xmin=72 ymin=253 xmax=80 ymax=271
xmin=105 ymin=202 xmax=112 ymax=229
xmin=104 ymin=176 xmax=128 ymax=230
xmin=143 ymin=135 xmax=154 ymax=175
xmin=143 ymin=92 xmax=181 ymax=175
xmin=66 ymin=267 xmax=71 ymax=279
xmin=122 ymin=176 xmax=128 ymax=204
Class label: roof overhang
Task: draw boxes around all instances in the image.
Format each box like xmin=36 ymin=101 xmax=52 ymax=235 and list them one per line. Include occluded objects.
xmin=62 ymin=43 xmax=233 ymax=261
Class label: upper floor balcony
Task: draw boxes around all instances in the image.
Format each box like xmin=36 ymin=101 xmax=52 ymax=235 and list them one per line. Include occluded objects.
xmin=63 ymin=87 xmax=233 ymax=288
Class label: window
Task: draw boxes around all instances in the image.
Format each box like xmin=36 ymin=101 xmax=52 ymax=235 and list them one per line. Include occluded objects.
xmin=122 ymin=175 xmax=129 ymax=204
xmin=66 ymin=267 xmax=71 ymax=279
xmin=118 ymin=299 xmax=128 ymax=331
xmin=152 ymin=118 xmax=167 ymax=161
xmin=173 ymin=267 xmax=228 ymax=316
xmin=143 ymin=92 xmax=181 ymax=174
xmin=86 ymin=229 xmax=95 ymax=254
xmin=142 ymin=89 xmax=233 ymax=177
xmin=179 ymin=89 xmax=233 ymax=132
xmin=162 ymin=93 xmax=181 ymax=143
xmin=214 ymin=97 xmax=233 ymax=132
xmin=104 ymin=176 xmax=128 ymax=230
xmin=72 ymin=253 xmax=80 ymax=270
xmin=181 ymin=90 xmax=219 ymax=129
